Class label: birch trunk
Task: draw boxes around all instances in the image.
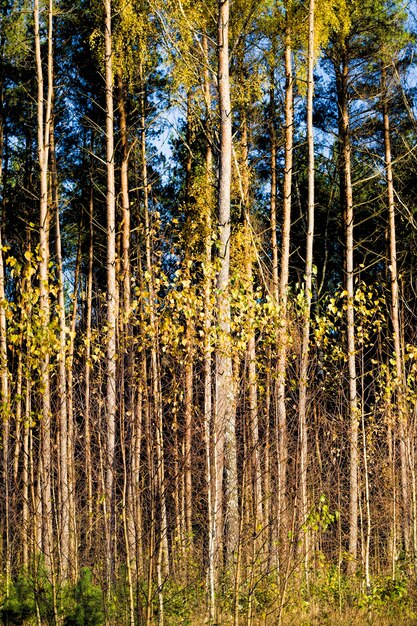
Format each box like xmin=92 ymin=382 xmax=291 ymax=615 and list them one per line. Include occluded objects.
xmin=276 ymin=25 xmax=293 ymax=552
xmin=104 ymin=0 xmax=117 ymax=584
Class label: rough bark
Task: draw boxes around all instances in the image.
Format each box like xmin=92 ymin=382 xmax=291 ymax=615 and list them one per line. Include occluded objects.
xmin=215 ymin=0 xmax=238 ymax=573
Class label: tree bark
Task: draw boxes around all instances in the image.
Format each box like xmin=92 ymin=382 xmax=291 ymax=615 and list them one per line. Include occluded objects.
xmin=215 ymin=0 xmax=238 ymax=574
xmin=0 ymin=66 xmax=10 ymax=598
xmin=202 ymin=32 xmax=215 ymax=621
xmin=298 ymin=0 xmax=315 ymax=572
xmin=276 ymin=23 xmax=293 ymax=554
xmin=34 ymin=0 xmax=54 ymax=568
xmin=382 ymin=65 xmax=410 ymax=557
xmin=104 ymin=0 xmax=118 ymax=585
xmin=51 ymin=116 xmax=70 ymax=579
xmin=336 ymin=51 xmax=358 ymax=574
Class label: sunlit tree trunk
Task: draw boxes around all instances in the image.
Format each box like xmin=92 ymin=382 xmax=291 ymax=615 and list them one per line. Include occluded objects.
xmin=104 ymin=0 xmax=117 ymax=585
xmin=34 ymin=0 xmax=54 ymax=568
xmin=298 ymin=0 xmax=315 ymax=573
xmin=84 ymin=176 xmax=94 ymax=555
xmin=51 ymin=116 xmax=70 ymax=579
xmin=215 ymin=0 xmax=238 ymax=576
xmin=0 ymin=74 xmax=10 ymax=598
xmin=268 ymin=61 xmax=278 ymax=568
xmin=202 ymin=32 xmax=215 ymax=621
xmin=67 ymin=225 xmax=81 ymax=580
xmin=382 ymin=65 xmax=410 ymax=558
xmin=276 ymin=22 xmax=293 ymax=553
xmin=241 ymin=113 xmax=263 ymax=532
xmin=184 ymin=92 xmax=194 ymax=550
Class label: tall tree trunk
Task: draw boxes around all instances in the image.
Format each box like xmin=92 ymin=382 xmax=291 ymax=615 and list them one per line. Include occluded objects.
xmin=67 ymin=225 xmax=82 ymax=580
xmin=184 ymin=92 xmax=194 ymax=550
xmin=381 ymin=65 xmax=410 ymax=557
xmin=0 ymin=70 xmax=10 ymax=598
xmin=269 ymin=62 xmax=278 ymax=567
xmin=51 ymin=116 xmax=70 ymax=579
xmin=215 ymin=0 xmax=238 ymax=575
xmin=298 ymin=0 xmax=315 ymax=572
xmin=276 ymin=23 xmax=293 ymax=555
xmin=241 ymin=113 xmax=263 ymax=532
xmin=34 ymin=0 xmax=54 ymax=567
xmin=202 ymin=32 xmax=215 ymax=621
xmin=336 ymin=52 xmax=358 ymax=573
xmin=84 ymin=181 xmax=94 ymax=556
xmin=140 ymin=61 xmax=169 ymax=581
xmin=104 ymin=0 xmax=117 ymax=586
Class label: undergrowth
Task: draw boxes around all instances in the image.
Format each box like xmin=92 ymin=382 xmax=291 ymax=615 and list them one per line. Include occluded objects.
xmin=1 ymin=560 xmax=416 ymax=625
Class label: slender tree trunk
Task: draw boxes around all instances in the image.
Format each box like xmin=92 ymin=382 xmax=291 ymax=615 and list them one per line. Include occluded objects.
xmin=241 ymin=114 xmax=263 ymax=532
xmin=184 ymin=319 xmax=193 ymax=543
xmin=381 ymin=66 xmax=410 ymax=557
xmin=0 ymin=60 xmax=10 ymax=599
xmin=270 ymin=72 xmax=278 ymax=305
xmin=85 ymin=181 xmax=94 ymax=555
xmin=116 ymin=70 xmax=131 ymax=318
xmin=184 ymin=93 xmax=194 ymax=550
xmin=269 ymin=63 xmax=278 ymax=568
xmin=51 ymin=116 xmax=70 ymax=580
xmin=104 ymin=0 xmax=117 ymax=586
xmin=276 ymin=24 xmax=293 ymax=554
xmin=202 ymin=32 xmax=215 ymax=621
xmin=336 ymin=52 xmax=358 ymax=573
xmin=215 ymin=0 xmax=238 ymax=575
xmin=298 ymin=0 xmax=315 ymax=573
xmin=23 ymin=374 xmax=31 ymax=570
xmin=67 ymin=225 xmax=81 ymax=580
xmin=140 ymin=61 xmax=169 ymax=578
xmin=34 ymin=0 xmax=54 ymax=567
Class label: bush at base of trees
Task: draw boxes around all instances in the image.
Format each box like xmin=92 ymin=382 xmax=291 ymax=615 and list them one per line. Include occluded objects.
xmin=0 ymin=567 xmax=105 ymax=626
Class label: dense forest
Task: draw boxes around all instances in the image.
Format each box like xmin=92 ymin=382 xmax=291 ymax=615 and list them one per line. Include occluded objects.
xmin=1 ymin=0 xmax=417 ymax=623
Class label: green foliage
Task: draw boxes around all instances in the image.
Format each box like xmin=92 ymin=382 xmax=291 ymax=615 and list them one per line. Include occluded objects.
xmin=0 ymin=564 xmax=55 ymax=625
xmin=0 ymin=567 xmax=104 ymax=626
xmin=303 ymin=495 xmax=339 ymax=533
xmin=64 ymin=568 xmax=105 ymax=626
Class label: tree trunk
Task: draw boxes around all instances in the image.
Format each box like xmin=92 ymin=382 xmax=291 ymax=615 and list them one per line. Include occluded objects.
xmin=85 ymin=179 xmax=94 ymax=555
xmin=34 ymin=0 xmax=54 ymax=568
xmin=140 ymin=60 xmax=169 ymax=579
xmin=215 ymin=0 xmax=238 ymax=575
xmin=336 ymin=51 xmax=358 ymax=573
xmin=298 ymin=0 xmax=315 ymax=572
xmin=104 ymin=0 xmax=118 ymax=586
xmin=0 ymin=55 xmax=10 ymax=599
xmin=51 ymin=115 xmax=70 ymax=580
xmin=276 ymin=24 xmax=293 ymax=555
xmin=202 ymin=32 xmax=215 ymax=621
xmin=381 ymin=65 xmax=410 ymax=557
